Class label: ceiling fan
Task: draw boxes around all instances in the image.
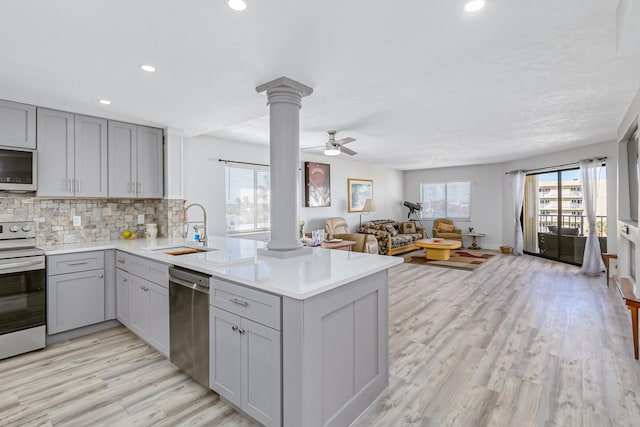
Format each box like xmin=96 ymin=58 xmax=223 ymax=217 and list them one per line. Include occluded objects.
xmin=302 ymin=130 xmax=357 ymax=156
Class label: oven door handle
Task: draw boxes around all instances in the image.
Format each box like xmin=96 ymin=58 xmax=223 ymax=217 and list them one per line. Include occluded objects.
xmin=0 ymin=258 xmax=45 ymax=273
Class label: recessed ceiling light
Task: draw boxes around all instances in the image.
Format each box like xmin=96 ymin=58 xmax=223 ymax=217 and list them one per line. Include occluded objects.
xmin=140 ymin=64 xmax=156 ymax=72
xmin=228 ymin=0 xmax=246 ymax=11
xmin=464 ymin=0 xmax=486 ymax=12
xmin=98 ymin=99 xmax=111 ymax=105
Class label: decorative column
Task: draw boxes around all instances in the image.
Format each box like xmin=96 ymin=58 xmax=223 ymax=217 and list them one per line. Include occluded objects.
xmin=256 ymin=77 xmax=313 ymax=253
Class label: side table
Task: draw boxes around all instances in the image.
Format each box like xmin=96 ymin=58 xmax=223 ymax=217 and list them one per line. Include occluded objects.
xmin=464 ymin=233 xmax=485 ymax=250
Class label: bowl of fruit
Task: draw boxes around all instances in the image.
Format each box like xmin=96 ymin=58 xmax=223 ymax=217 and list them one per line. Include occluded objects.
xmin=121 ymin=229 xmax=138 ymax=240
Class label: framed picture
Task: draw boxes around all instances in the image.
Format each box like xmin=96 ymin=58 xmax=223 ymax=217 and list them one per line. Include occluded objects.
xmin=348 ymin=178 xmax=373 ymax=212
xmin=304 ymin=162 xmax=331 ymax=207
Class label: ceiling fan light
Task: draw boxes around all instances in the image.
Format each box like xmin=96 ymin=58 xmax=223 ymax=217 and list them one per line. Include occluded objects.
xmin=324 ymin=146 xmax=340 ymax=156
xmin=228 ymin=0 xmax=247 ymax=11
xmin=464 ymin=0 xmax=486 ymax=12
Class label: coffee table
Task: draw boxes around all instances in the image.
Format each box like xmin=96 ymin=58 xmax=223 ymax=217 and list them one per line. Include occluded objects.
xmin=415 ymin=239 xmax=462 ymax=261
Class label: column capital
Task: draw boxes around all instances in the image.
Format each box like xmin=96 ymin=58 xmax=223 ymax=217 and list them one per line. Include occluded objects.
xmin=256 ymin=76 xmax=313 ymax=98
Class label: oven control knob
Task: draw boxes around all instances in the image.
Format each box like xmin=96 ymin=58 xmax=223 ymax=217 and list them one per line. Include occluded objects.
xmin=9 ymin=225 xmax=20 ymax=232
xmin=22 ymin=225 xmax=32 ymax=232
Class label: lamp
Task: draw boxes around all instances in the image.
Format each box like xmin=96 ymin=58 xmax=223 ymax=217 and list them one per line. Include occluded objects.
xmin=359 ymin=199 xmax=376 ymax=228
xmin=324 ymin=144 xmax=340 ymax=156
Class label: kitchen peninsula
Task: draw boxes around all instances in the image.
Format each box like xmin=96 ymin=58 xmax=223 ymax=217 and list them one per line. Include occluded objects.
xmin=43 ymin=236 xmax=403 ymax=427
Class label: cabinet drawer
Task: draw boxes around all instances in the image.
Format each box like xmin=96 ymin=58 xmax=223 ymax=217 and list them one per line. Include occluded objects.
xmin=48 ymin=251 xmax=104 ymax=275
xmin=211 ymin=279 xmax=281 ymax=330
xmin=116 ymin=250 xmax=129 ymax=269
xmin=127 ymin=253 xmax=168 ymax=288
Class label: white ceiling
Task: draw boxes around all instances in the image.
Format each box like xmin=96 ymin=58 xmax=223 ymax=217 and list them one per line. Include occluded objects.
xmin=1 ymin=0 xmax=639 ymax=170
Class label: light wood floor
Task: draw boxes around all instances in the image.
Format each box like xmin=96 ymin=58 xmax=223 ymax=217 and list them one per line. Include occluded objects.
xmin=1 ymin=254 xmax=639 ymax=426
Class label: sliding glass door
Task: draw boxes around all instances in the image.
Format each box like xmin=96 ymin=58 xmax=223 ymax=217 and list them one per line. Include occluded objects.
xmin=523 ymin=167 xmax=607 ymax=265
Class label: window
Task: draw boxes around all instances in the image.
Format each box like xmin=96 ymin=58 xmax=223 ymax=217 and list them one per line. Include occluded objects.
xmin=225 ymin=164 xmax=270 ymax=234
xmin=420 ymin=181 xmax=471 ymax=220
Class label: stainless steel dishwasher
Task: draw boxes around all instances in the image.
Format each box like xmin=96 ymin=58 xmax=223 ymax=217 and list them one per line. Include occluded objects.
xmin=169 ymin=266 xmax=211 ymax=387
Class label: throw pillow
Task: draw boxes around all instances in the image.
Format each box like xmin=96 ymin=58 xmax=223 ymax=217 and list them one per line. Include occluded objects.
xmin=384 ymin=223 xmax=398 ymax=236
xmin=437 ymin=222 xmax=455 ymax=233
xmin=402 ymin=222 xmax=417 ymax=234
xmin=547 ymin=225 xmax=558 ymax=234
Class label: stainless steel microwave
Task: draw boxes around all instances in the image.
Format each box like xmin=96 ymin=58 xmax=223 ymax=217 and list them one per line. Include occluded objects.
xmin=0 ymin=147 xmax=37 ymax=191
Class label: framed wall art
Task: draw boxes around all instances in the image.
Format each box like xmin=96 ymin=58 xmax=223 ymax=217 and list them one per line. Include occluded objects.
xmin=304 ymin=162 xmax=331 ymax=207
xmin=348 ymin=178 xmax=373 ymax=212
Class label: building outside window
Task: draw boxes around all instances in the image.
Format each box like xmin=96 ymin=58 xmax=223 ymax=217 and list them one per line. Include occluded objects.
xmin=225 ymin=164 xmax=270 ymax=234
xmin=420 ymin=181 xmax=471 ymax=220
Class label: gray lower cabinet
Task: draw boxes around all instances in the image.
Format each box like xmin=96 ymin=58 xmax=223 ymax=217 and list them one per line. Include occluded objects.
xmin=47 ymin=251 xmax=106 ymax=335
xmin=37 ymin=108 xmax=108 ymax=197
xmin=210 ymin=304 xmax=281 ymax=426
xmin=0 ymin=99 xmax=36 ymax=149
xmin=115 ymin=251 xmax=169 ymax=356
xmin=116 ymin=268 xmax=130 ymax=326
xmin=108 ymin=121 xmax=163 ymax=199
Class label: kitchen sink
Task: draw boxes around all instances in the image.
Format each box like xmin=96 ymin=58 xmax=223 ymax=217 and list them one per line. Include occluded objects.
xmin=152 ymin=246 xmax=218 ymax=256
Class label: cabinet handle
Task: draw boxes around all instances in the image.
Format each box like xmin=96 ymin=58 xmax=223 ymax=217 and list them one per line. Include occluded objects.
xmin=138 ymin=182 xmax=142 ymax=194
xmin=230 ymin=298 xmax=248 ymax=307
xmin=123 ymin=278 xmax=128 ymax=282
xmin=117 ymin=259 xmax=125 ymax=264
xmin=68 ymin=178 xmax=73 ymax=193
xmin=76 ymin=179 xmax=80 ymax=194
xmin=67 ymin=261 xmax=88 ymax=266
xmin=238 ymin=329 xmax=246 ymax=335
xmin=130 ymin=182 xmax=135 ymax=194
xmin=98 ymin=274 xmax=104 ymax=278
xmin=231 ymin=325 xmax=238 ymax=332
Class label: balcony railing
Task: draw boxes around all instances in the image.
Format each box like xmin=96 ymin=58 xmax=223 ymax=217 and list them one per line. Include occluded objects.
xmin=538 ymin=214 xmax=607 ymax=237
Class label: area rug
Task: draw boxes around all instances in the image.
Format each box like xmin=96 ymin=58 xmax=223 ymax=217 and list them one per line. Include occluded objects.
xmin=403 ymin=249 xmax=498 ymax=271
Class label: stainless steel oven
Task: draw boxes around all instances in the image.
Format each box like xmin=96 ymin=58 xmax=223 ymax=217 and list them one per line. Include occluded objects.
xmin=0 ymin=222 xmax=46 ymax=359
xmin=0 ymin=147 xmax=37 ymax=191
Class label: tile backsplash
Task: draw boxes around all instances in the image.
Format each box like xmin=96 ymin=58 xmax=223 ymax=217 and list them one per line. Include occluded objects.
xmin=0 ymin=193 xmax=184 ymax=246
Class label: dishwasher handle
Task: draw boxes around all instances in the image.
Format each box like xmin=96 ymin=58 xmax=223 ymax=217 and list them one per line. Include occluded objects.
xmin=170 ymin=276 xmax=210 ymax=294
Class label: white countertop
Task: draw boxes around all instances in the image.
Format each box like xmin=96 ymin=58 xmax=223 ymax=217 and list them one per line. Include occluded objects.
xmin=41 ymin=237 xmax=403 ymax=300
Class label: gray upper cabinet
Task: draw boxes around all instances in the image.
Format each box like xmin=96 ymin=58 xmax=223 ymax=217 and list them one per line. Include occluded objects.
xmin=37 ymin=108 xmax=108 ymax=197
xmin=74 ymin=115 xmax=108 ymax=197
xmin=108 ymin=121 xmax=163 ymax=199
xmin=0 ymin=100 xmax=36 ymax=149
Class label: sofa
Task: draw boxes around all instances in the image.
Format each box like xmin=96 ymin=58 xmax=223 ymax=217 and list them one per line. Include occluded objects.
xmin=325 ymin=217 xmax=378 ymax=254
xmin=432 ymin=218 xmax=463 ymax=242
xmin=538 ymin=226 xmax=607 ymax=265
xmin=359 ymin=219 xmax=426 ymax=255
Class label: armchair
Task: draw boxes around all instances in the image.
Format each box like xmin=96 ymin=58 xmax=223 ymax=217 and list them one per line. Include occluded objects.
xmin=432 ymin=218 xmax=462 ymax=242
xmin=325 ymin=217 xmax=378 ymax=254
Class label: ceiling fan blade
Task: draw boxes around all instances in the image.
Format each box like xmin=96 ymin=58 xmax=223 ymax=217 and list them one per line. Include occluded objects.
xmin=340 ymin=146 xmax=357 ymax=156
xmin=335 ymin=137 xmax=355 ymax=145
xmin=300 ymin=145 xmax=325 ymax=151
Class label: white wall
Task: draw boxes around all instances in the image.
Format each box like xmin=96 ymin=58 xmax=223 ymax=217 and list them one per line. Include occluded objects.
xmin=501 ymin=140 xmax=619 ymax=253
xmin=404 ymin=164 xmax=504 ymax=249
xmin=183 ymin=135 xmax=270 ymax=238
xmin=300 ymin=153 xmax=404 ymax=234
xmin=183 ymin=135 xmax=403 ymax=239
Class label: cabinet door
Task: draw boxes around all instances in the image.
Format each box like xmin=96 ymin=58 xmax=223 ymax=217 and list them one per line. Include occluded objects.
xmin=108 ymin=121 xmax=137 ymax=198
xmin=147 ymin=281 xmax=169 ymax=357
xmin=128 ymin=275 xmax=149 ymax=338
xmin=116 ymin=269 xmax=130 ymax=326
xmin=241 ymin=318 xmax=281 ymax=427
xmin=74 ymin=115 xmax=108 ymax=197
xmin=0 ymin=100 xmax=36 ymax=149
xmin=47 ymin=269 xmax=105 ymax=334
xmin=210 ymin=306 xmax=242 ymax=407
xmin=36 ymin=108 xmax=74 ymax=197
xmin=136 ymin=126 xmax=163 ymax=198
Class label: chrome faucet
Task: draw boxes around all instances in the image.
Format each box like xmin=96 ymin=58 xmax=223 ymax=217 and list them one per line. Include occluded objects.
xmin=184 ymin=203 xmax=208 ymax=246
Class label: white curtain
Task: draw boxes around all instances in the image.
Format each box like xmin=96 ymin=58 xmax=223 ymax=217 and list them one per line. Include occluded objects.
xmin=510 ymin=171 xmax=526 ymax=256
xmin=580 ymin=159 xmax=605 ymax=275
